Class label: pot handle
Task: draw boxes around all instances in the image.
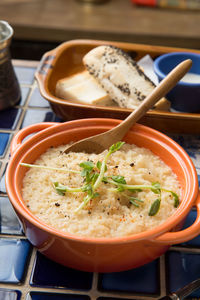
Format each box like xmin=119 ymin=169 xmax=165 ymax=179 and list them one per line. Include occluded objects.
xmin=152 ymin=191 xmax=200 ymax=245
xmin=10 ymin=122 xmax=57 ymax=155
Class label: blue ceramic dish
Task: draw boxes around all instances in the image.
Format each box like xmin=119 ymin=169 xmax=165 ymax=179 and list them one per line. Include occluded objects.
xmin=154 ymin=52 xmax=200 ymax=112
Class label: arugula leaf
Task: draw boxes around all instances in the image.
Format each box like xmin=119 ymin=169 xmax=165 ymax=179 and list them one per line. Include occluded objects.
xmin=109 ymin=141 xmax=125 ymax=154
xmin=96 ymin=161 xmax=107 ymax=172
xmin=151 ymin=182 xmax=161 ymax=194
xmin=91 ymin=173 xmax=99 ymax=185
xmin=82 ymin=184 xmax=93 ymax=193
xmin=149 ymin=199 xmax=161 ymax=216
xmin=93 ymin=192 xmax=100 ymax=199
xmin=111 ymin=175 xmax=126 ymax=184
xmin=80 ymin=161 xmax=94 ymax=170
xmin=171 ymin=191 xmax=179 ymax=208
xmin=102 ymin=176 xmax=109 ymax=183
xmin=80 ymin=161 xmax=94 ymax=177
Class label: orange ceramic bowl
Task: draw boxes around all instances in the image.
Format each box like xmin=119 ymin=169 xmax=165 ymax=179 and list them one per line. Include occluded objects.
xmin=6 ymin=119 xmax=200 ymax=273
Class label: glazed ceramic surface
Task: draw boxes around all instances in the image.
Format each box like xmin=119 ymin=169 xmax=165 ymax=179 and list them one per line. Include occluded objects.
xmin=6 ymin=119 xmax=200 ymax=272
xmin=154 ymin=52 xmax=200 ymax=112
xmin=35 ymin=39 xmax=200 ymax=134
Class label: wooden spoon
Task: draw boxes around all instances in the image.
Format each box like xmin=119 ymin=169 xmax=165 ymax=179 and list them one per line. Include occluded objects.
xmin=64 ymin=59 xmax=192 ymax=154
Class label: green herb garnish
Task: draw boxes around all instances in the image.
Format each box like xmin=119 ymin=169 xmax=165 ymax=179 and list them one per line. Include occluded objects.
xmin=149 ymin=199 xmax=161 ymax=216
xmin=20 ymin=141 xmax=179 ymax=216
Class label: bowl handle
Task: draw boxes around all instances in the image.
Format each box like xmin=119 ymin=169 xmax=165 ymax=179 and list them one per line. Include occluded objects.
xmin=10 ymin=122 xmax=56 ymax=155
xmin=35 ymin=49 xmax=56 ymax=100
xmin=152 ymin=191 xmax=200 ymax=245
xmin=35 ymin=49 xmax=56 ymax=78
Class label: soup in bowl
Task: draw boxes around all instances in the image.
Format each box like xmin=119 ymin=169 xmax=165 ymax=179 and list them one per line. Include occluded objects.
xmin=5 ymin=118 xmax=200 ymax=272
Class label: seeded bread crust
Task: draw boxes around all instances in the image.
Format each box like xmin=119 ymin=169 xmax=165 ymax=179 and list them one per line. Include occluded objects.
xmin=83 ymin=45 xmax=169 ymax=110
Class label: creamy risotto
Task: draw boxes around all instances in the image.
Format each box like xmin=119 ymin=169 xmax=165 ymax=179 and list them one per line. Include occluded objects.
xmin=21 ymin=143 xmax=181 ymax=238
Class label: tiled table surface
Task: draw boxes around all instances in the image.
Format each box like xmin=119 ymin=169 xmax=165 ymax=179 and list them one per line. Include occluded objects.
xmin=1 ymin=60 xmax=200 ymax=300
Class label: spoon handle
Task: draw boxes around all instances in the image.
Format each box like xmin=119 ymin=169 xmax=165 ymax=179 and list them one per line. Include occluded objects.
xmin=109 ymin=59 xmax=192 ymax=139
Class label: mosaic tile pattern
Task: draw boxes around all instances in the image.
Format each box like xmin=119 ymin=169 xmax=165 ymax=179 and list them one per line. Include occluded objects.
xmin=0 ymin=196 xmax=23 ymax=235
xmin=27 ymin=292 xmax=90 ymax=300
xmin=1 ymin=60 xmax=200 ymax=300
xmin=0 ymin=107 xmax=21 ymax=130
xmin=0 ymin=133 xmax=10 ymax=157
xmin=30 ymin=252 xmax=93 ymax=290
xmin=99 ymin=259 xmax=160 ymax=295
xmin=0 ymin=238 xmax=31 ymax=283
xmin=28 ymin=88 xmax=49 ymax=107
xmin=166 ymin=251 xmax=200 ymax=298
xmin=0 ymin=288 xmax=21 ymax=300
xmin=0 ymin=163 xmax=7 ymax=194
xmin=170 ymin=134 xmax=200 ymax=185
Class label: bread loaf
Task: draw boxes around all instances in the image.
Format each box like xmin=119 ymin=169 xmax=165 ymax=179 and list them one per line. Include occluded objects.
xmin=83 ymin=45 xmax=170 ymax=110
xmin=55 ymin=70 xmax=116 ymax=106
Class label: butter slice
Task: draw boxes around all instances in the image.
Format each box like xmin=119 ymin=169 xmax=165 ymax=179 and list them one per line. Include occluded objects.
xmin=55 ymin=70 xmax=115 ymax=106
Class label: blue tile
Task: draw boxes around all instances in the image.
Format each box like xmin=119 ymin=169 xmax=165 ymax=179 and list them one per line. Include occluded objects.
xmin=21 ymin=109 xmax=57 ymax=128
xmin=99 ymin=259 xmax=159 ymax=295
xmin=0 ymin=196 xmax=23 ymax=235
xmin=166 ymin=250 xmax=200 ymax=295
xmin=14 ymin=66 xmax=36 ymax=85
xmin=179 ymin=209 xmax=200 ymax=247
xmin=19 ymin=87 xmax=30 ymax=106
xmin=30 ymin=252 xmax=93 ymax=290
xmin=27 ymin=292 xmax=90 ymax=300
xmin=29 ymin=88 xmax=50 ymax=107
xmin=0 ymin=288 xmax=21 ymax=300
xmin=0 ymin=238 xmax=31 ymax=283
xmin=0 ymin=108 xmax=21 ymax=130
xmin=185 ymin=288 xmax=200 ymax=299
xmin=0 ymin=133 xmax=10 ymax=157
xmin=169 ymin=134 xmax=200 ymax=185
xmin=0 ymin=163 xmax=7 ymax=194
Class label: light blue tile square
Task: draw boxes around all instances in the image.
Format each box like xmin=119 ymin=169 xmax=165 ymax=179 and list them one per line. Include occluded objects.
xmin=0 ymin=133 xmax=10 ymax=157
xmin=0 ymin=196 xmax=23 ymax=235
xmin=0 ymin=238 xmax=31 ymax=283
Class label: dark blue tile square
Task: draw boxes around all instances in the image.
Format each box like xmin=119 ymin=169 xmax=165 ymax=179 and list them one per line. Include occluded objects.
xmin=166 ymin=250 xmax=200 ymax=296
xmin=14 ymin=66 xmax=36 ymax=85
xmin=0 ymin=163 xmax=7 ymax=194
xmin=29 ymin=88 xmax=50 ymax=107
xmin=27 ymin=291 xmax=90 ymax=300
xmin=179 ymin=209 xmax=200 ymax=247
xmin=0 ymin=133 xmax=10 ymax=157
xmin=21 ymin=109 xmax=57 ymax=128
xmin=99 ymin=259 xmax=160 ymax=295
xmin=0 ymin=288 xmax=21 ymax=300
xmin=0 ymin=238 xmax=31 ymax=283
xmin=30 ymin=252 xmax=93 ymax=290
xmin=0 ymin=108 xmax=21 ymax=130
xmin=0 ymin=196 xmax=23 ymax=235
xmin=19 ymin=87 xmax=30 ymax=106
xmin=185 ymin=288 xmax=200 ymax=299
